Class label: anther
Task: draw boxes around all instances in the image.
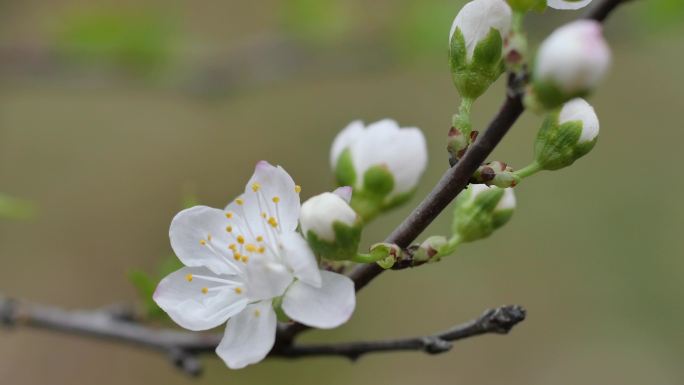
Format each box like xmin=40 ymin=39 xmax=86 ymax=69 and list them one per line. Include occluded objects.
xmin=225 ymin=212 xmax=233 ymax=219
xmin=272 ymin=196 xmax=280 ymax=203
xmin=237 ymin=235 xmax=245 ymax=244
xmin=234 ymin=287 xmax=243 ymax=294
xmin=268 ymin=217 xmax=278 ymax=228
xmin=201 ymin=287 xmax=208 ymax=294
xmin=185 ymin=274 xmax=193 ymax=282
xmin=235 ymin=198 xmax=244 ymax=205
xmin=241 ymin=255 xmax=249 ymax=263
xmin=200 ymin=239 xmax=207 ymax=246
xmin=252 ymin=183 xmax=261 ymax=192
xmin=254 ymin=309 xmax=261 ymax=317
xmin=295 ymin=185 xmax=301 ymax=193
xmin=245 ymin=244 xmax=258 ymax=253
xmin=256 ymin=236 xmax=264 ymax=242
xmin=226 ymin=225 xmax=233 ymax=233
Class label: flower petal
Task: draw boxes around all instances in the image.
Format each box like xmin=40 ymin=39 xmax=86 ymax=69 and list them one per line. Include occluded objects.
xmin=244 ymin=257 xmax=294 ymax=301
xmin=351 ymin=119 xmax=428 ymax=196
xmin=282 ymin=270 xmax=355 ymax=329
xmin=332 ymin=186 xmax=353 ymax=203
xmin=547 ymin=0 xmax=593 ymax=10
xmin=242 ymin=161 xmax=301 ymax=233
xmin=216 ymin=301 xmax=277 ymax=369
xmin=330 ymin=120 xmax=364 ymax=169
xmin=279 ymin=231 xmax=321 ymax=288
xmin=170 ymin=206 xmax=242 ymax=275
xmin=153 ymin=266 xmax=248 ymax=331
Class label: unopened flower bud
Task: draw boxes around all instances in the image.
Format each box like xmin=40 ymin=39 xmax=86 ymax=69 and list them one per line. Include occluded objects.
xmin=471 ymin=161 xmax=521 ymax=187
xmin=331 ymin=119 xmax=427 ymax=221
xmin=369 ymin=243 xmax=402 ymax=269
xmin=300 ymin=189 xmax=362 ymax=261
xmin=449 ymin=0 xmax=512 ymax=100
xmin=534 ymin=98 xmax=599 ymax=170
xmin=452 ymin=184 xmax=516 ymax=242
xmin=412 ymin=236 xmax=449 ymax=264
xmin=528 ymin=20 xmax=611 ymax=110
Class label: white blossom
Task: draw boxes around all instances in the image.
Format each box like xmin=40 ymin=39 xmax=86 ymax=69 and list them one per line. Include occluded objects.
xmin=331 ymin=119 xmax=427 ymax=200
xmin=154 ymin=161 xmax=355 ymax=369
xmin=535 ymin=20 xmax=611 ymax=95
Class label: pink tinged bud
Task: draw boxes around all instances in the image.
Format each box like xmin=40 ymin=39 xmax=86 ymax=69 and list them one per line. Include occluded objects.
xmin=559 ymin=98 xmax=599 ymax=143
xmin=450 ymin=0 xmax=512 ymax=60
xmin=547 ymin=0 xmax=593 ymax=10
xmin=535 ymin=20 xmax=611 ymax=94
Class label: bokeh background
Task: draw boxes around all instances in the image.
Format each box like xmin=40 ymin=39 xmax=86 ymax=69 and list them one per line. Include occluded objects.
xmin=1 ymin=0 xmax=682 ymax=384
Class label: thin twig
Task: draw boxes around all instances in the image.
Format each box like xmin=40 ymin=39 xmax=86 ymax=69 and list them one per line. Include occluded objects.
xmin=0 ymin=296 xmax=524 ymax=366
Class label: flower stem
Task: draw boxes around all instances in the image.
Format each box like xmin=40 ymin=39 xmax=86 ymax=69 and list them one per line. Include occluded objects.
xmin=514 ymin=162 xmax=542 ymax=179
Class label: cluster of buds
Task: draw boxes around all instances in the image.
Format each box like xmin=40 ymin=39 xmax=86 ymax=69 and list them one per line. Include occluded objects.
xmin=471 ymin=161 xmax=520 ymax=188
xmin=331 ymin=119 xmax=428 ymax=221
xmin=447 ymin=122 xmax=478 ymax=166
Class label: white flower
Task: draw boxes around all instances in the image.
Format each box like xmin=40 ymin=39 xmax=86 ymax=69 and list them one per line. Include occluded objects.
xmin=300 ymin=189 xmax=357 ymax=242
xmin=449 ymin=0 xmax=512 ymax=60
xmin=547 ymin=0 xmax=592 ymax=10
xmin=153 ymin=161 xmax=355 ymax=369
xmin=559 ymin=98 xmax=599 ymax=143
xmin=535 ymin=20 xmax=611 ymax=95
xmin=330 ymin=119 xmax=427 ymax=201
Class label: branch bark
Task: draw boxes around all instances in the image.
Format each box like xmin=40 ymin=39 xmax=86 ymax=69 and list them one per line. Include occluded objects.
xmin=0 ymin=296 xmax=524 ymax=373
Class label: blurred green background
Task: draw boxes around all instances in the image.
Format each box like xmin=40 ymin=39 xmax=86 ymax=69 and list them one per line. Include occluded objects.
xmin=1 ymin=0 xmax=683 ymax=384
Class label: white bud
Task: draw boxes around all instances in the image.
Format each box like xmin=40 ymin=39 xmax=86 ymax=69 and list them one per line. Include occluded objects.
xmin=331 ymin=119 xmax=427 ymax=200
xmin=300 ymin=192 xmax=357 ymax=242
xmin=547 ymin=0 xmax=593 ymax=10
xmin=535 ymin=20 xmax=611 ymax=97
xmin=559 ymin=98 xmax=599 ymax=143
xmin=449 ymin=0 xmax=512 ymax=60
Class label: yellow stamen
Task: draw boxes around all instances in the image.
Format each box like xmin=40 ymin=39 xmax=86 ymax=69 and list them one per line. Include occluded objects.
xmin=252 ymin=183 xmax=261 ymax=192
xmin=199 ymin=239 xmax=206 ymax=246
xmin=228 ymin=243 xmax=237 ymax=251
xmin=256 ymin=236 xmax=264 ymax=242
xmin=245 ymin=244 xmax=258 ymax=253
xmin=258 ymin=246 xmax=266 ymax=254
xmin=226 ymin=225 xmax=232 ymax=233
xmin=207 ymin=234 xmax=212 ymax=241
xmin=295 ymin=185 xmax=301 ymax=193
xmin=254 ymin=309 xmax=261 ymax=317
xmin=237 ymin=235 xmax=245 ymax=244
xmin=235 ymin=198 xmax=244 ymax=206
xmin=268 ymin=217 xmax=278 ymax=228
xmin=233 ymin=252 xmax=241 ymax=261
xmin=261 ymin=212 xmax=267 ymax=219
xmin=272 ymin=196 xmax=280 ymax=203
xmin=241 ymin=255 xmax=249 ymax=263
xmin=201 ymin=287 xmax=208 ymax=294
xmin=185 ymin=274 xmax=193 ymax=282
xmin=234 ymin=287 xmax=243 ymax=294
xmin=225 ymin=212 xmax=233 ymax=219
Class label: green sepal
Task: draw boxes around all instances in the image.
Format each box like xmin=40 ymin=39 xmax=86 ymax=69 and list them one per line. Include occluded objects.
xmin=363 ymin=165 xmax=394 ymax=198
xmin=534 ymin=113 xmax=597 ymax=171
xmin=271 ymin=296 xmax=291 ymax=322
xmin=305 ymin=220 xmax=362 ymax=261
xmin=450 ymin=27 xmax=505 ymax=100
xmin=334 ymin=149 xmax=356 ymax=187
xmin=528 ymin=78 xmax=589 ymax=112
xmin=452 ymin=187 xmax=510 ymax=243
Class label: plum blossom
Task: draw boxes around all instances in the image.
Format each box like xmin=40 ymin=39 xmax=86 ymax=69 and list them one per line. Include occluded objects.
xmin=548 ymin=0 xmax=593 ymax=10
xmin=154 ymin=161 xmax=355 ymax=369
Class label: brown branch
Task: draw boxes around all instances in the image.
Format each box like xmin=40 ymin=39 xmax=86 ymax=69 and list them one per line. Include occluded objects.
xmin=0 ymin=296 xmax=524 ymax=371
